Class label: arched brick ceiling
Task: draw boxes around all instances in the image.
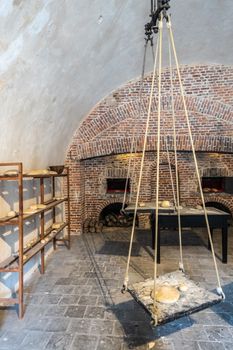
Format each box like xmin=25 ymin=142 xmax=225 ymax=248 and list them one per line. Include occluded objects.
xmin=0 ymin=0 xmax=233 ymax=168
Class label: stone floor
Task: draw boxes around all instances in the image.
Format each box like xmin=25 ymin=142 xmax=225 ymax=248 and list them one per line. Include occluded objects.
xmin=1 ymin=225 xmax=233 ymax=350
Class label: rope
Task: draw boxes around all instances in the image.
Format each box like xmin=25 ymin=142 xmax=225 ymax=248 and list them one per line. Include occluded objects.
xmin=153 ymin=19 xmax=163 ymax=316
xmin=165 ymin=138 xmax=177 ymax=208
xmin=167 ymin=17 xmax=223 ymax=295
xmin=122 ymin=41 xmax=149 ymax=211
xmin=123 ymin=31 xmax=159 ymax=290
xmin=168 ymin=36 xmax=184 ymax=271
xmin=129 ymin=38 xmax=158 ymax=203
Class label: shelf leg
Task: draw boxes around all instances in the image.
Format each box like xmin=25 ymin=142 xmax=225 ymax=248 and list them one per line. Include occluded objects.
xmin=52 ymin=176 xmax=57 ymax=250
xmin=18 ymin=163 xmax=24 ymax=318
xmin=40 ymin=178 xmax=45 ymax=274
xmin=67 ymin=167 xmax=71 ymax=250
xmin=53 ymin=237 xmax=56 ymax=250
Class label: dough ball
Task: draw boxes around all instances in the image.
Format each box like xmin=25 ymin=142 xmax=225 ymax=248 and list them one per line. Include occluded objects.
xmin=179 ymin=283 xmax=188 ymax=292
xmin=139 ymin=202 xmax=145 ymax=207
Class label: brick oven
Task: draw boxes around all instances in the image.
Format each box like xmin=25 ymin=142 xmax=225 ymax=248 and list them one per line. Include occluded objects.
xmin=66 ymin=64 xmax=233 ymax=234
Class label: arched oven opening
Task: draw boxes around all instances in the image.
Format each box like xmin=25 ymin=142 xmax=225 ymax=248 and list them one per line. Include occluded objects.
xmin=100 ymin=202 xmax=138 ymax=228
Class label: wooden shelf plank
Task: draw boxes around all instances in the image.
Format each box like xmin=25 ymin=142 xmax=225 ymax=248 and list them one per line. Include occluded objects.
xmin=23 ymin=173 xmax=67 ymax=179
xmin=0 ymin=256 xmax=19 ymax=270
xmin=0 ymin=214 xmax=19 ymax=226
xmin=0 ymin=223 xmax=68 ymax=270
xmin=0 ymin=176 xmax=19 ymax=181
xmin=23 ymin=198 xmax=68 ymax=220
xmin=23 ymin=222 xmax=68 ymax=264
xmin=0 ymin=199 xmax=68 ymax=226
xmin=0 ymin=298 xmax=18 ymax=305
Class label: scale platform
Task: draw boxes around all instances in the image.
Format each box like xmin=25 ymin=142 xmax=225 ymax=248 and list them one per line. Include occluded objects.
xmin=127 ymin=270 xmax=222 ymax=325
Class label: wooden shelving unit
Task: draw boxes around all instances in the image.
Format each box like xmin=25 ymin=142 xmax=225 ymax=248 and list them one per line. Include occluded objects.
xmin=0 ymin=162 xmax=70 ymax=318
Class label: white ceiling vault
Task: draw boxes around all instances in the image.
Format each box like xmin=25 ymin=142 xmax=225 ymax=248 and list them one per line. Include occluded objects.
xmin=0 ymin=0 xmax=233 ymax=169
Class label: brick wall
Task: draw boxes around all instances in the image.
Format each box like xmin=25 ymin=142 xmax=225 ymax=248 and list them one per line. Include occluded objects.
xmin=66 ymin=64 xmax=233 ymax=234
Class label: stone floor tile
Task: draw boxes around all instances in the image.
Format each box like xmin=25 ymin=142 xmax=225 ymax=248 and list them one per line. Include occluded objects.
xmin=97 ymin=336 xmax=123 ymax=350
xmin=113 ymin=321 xmax=126 ymax=337
xmin=73 ymin=285 xmax=92 ymax=294
xmin=59 ymin=295 xmax=80 ymax=305
xmin=24 ymin=304 xmax=48 ymax=317
xmin=44 ymin=305 xmax=67 ymax=317
xmin=46 ymin=317 xmax=70 ymax=332
xmin=24 ymin=294 xmax=43 ymax=305
xmin=0 ymin=331 xmax=26 ymax=349
xmin=190 ymin=311 xmax=213 ymax=325
xmin=41 ymin=294 xmax=62 ymax=305
xmin=198 ymin=341 xmax=225 ymax=350
xmin=21 ymin=331 xmax=52 ymax=350
xmin=24 ymin=316 xmax=50 ymax=331
xmin=84 ymin=306 xmax=105 ymax=319
xmin=90 ymin=319 xmax=114 ymax=336
xmin=55 ymin=277 xmax=73 ymax=285
xmin=207 ymin=312 xmax=233 ymax=326
xmin=78 ymin=295 xmax=98 ymax=306
xmin=52 ymin=285 xmax=75 ymax=294
xmin=68 ymin=318 xmax=92 ymax=334
xmin=204 ymin=326 xmax=233 ymax=342
xmin=65 ymin=305 xmax=86 ymax=318
xmin=173 ymin=340 xmax=200 ymax=350
xmin=45 ymin=333 xmax=74 ymax=350
xmin=70 ymin=334 xmax=98 ymax=350
xmin=122 ymin=337 xmax=155 ymax=350
xmin=181 ymin=325 xmax=209 ymax=342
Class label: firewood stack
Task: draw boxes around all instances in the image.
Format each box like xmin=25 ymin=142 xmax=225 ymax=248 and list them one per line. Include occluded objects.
xmin=83 ymin=218 xmax=104 ymax=233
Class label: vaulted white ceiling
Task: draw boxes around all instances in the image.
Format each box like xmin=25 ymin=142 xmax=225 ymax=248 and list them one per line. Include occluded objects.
xmin=0 ymin=0 xmax=233 ymax=168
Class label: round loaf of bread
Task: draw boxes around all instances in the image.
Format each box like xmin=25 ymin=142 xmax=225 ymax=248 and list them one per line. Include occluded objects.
xmin=161 ymin=200 xmax=170 ymax=208
xmin=151 ymin=285 xmax=180 ymax=304
xmin=7 ymin=210 xmax=16 ymax=217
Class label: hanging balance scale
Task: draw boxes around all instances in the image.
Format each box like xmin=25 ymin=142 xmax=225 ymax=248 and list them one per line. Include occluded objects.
xmin=121 ymin=0 xmax=225 ymax=326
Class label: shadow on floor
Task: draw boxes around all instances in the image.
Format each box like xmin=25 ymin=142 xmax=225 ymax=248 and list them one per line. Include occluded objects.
xmin=108 ymin=298 xmax=194 ymax=348
xmin=208 ymin=282 xmax=233 ymax=326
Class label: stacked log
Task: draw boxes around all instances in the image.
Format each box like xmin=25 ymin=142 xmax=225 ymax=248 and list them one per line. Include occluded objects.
xmin=83 ymin=218 xmax=104 ymax=233
xmin=83 ymin=213 xmax=135 ymax=233
xmin=104 ymin=212 xmax=134 ymax=227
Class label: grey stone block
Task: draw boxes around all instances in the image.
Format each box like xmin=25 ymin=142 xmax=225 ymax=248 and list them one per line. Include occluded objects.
xmin=198 ymin=341 xmax=225 ymax=350
xmin=78 ymin=295 xmax=98 ymax=306
xmin=46 ymin=318 xmax=70 ymax=332
xmin=45 ymin=333 xmax=74 ymax=350
xmin=0 ymin=331 xmax=26 ymax=349
xmin=59 ymin=295 xmax=80 ymax=305
xmin=90 ymin=319 xmax=114 ymax=336
xmin=65 ymin=306 xmax=86 ymax=318
xmin=71 ymin=334 xmax=98 ymax=350
xmin=21 ymin=331 xmax=51 ymax=350
xmin=68 ymin=318 xmax=92 ymax=334
xmin=97 ymin=336 xmax=123 ymax=350
xmin=204 ymin=326 xmax=233 ymax=342
xmin=84 ymin=306 xmax=105 ymax=319
xmin=44 ymin=305 xmax=68 ymax=317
